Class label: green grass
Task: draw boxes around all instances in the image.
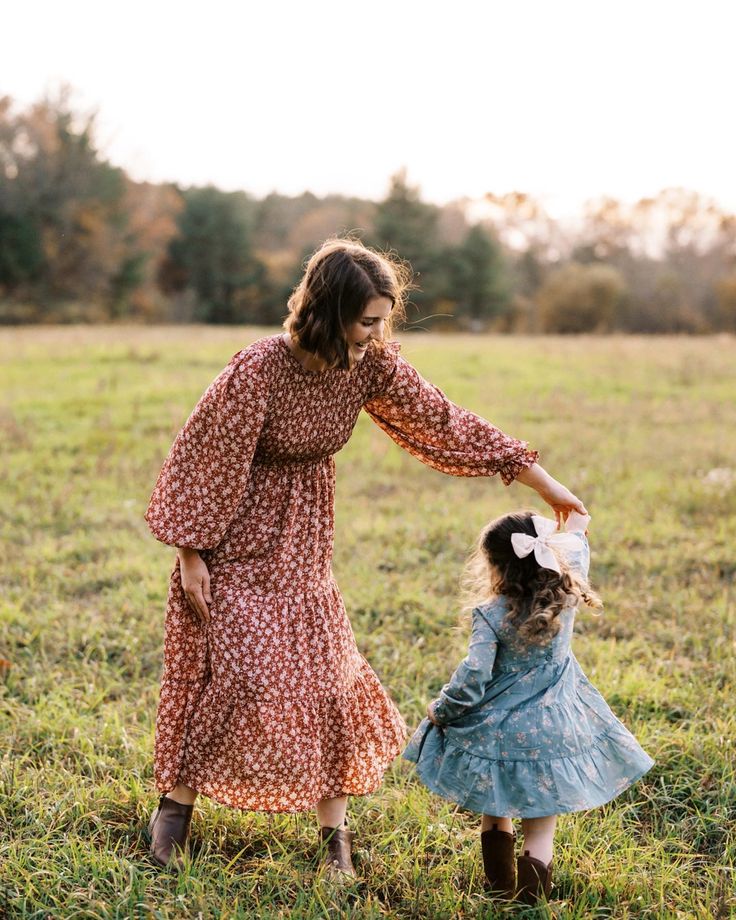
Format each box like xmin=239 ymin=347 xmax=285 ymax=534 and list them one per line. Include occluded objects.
xmin=1 ymin=326 xmax=735 ymax=919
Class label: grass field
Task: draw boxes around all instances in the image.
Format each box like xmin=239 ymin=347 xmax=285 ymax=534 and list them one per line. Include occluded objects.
xmin=1 ymin=326 xmax=735 ymax=919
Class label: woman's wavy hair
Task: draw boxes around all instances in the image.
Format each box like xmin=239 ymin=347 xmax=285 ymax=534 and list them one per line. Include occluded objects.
xmin=461 ymin=511 xmax=603 ymax=643
xmin=283 ymin=237 xmax=412 ymax=369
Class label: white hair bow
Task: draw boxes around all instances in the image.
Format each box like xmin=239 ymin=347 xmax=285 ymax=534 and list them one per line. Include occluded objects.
xmin=510 ymin=513 xmax=589 ymax=575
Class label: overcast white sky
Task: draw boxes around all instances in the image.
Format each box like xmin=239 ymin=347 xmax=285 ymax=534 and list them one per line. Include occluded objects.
xmin=4 ymin=0 xmax=735 ymax=217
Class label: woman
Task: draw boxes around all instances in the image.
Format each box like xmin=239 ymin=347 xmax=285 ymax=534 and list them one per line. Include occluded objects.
xmin=144 ymin=238 xmax=587 ymax=877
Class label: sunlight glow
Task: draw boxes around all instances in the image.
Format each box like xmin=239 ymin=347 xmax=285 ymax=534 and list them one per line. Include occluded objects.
xmin=5 ymin=0 xmax=736 ymax=215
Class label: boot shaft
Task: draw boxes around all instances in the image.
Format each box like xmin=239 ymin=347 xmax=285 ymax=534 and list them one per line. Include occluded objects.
xmin=480 ymin=825 xmax=516 ymax=899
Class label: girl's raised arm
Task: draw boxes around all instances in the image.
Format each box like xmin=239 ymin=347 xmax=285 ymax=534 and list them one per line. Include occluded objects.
xmin=560 ymin=512 xmax=591 ymax=579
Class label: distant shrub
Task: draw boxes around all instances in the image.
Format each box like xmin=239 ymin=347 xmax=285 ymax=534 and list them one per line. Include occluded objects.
xmin=538 ymin=262 xmax=627 ymax=333
xmin=715 ymin=275 xmax=736 ymax=331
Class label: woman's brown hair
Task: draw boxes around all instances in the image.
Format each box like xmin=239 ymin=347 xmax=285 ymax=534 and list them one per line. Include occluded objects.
xmin=461 ymin=511 xmax=603 ymax=643
xmin=283 ymin=237 xmax=412 ymax=369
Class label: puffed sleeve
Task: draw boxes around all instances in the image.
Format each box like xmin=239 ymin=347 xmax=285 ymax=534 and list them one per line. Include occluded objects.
xmin=363 ymin=343 xmax=539 ymax=484
xmin=561 ymin=511 xmax=591 ymax=579
xmin=145 ymin=343 xmax=271 ymax=549
xmin=432 ymin=609 xmax=499 ymax=725
xmin=563 ymin=533 xmax=591 ymax=580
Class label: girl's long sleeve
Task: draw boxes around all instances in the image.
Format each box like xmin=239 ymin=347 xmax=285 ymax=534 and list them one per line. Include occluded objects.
xmin=145 ymin=346 xmax=271 ymax=549
xmin=364 ymin=345 xmax=538 ymax=484
xmin=563 ymin=532 xmax=590 ymax=580
xmin=432 ymin=610 xmax=499 ymax=725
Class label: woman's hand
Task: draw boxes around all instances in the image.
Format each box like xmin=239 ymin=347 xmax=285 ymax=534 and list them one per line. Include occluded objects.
xmin=427 ymin=700 xmax=440 ymax=725
xmin=514 ymin=463 xmax=587 ymax=527
xmin=537 ymin=479 xmax=588 ymax=526
xmin=177 ymin=547 xmax=212 ymax=625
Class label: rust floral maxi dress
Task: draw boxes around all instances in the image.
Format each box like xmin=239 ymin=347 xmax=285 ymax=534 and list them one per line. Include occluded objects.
xmin=145 ymin=334 xmax=539 ymax=812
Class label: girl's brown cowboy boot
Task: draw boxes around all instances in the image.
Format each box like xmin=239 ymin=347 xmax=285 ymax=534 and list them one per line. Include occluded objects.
xmin=146 ymin=793 xmax=194 ymax=868
xmin=480 ymin=823 xmax=516 ymax=898
xmin=516 ymin=849 xmax=553 ymax=904
xmin=318 ymin=825 xmax=357 ymax=882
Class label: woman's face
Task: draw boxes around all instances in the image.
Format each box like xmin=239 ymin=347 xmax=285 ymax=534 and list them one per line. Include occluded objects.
xmin=346 ymin=296 xmax=393 ymax=364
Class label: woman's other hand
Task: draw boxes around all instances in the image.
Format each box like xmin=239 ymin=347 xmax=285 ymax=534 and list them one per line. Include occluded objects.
xmin=514 ymin=463 xmax=587 ymax=527
xmin=177 ymin=547 xmax=212 ymax=625
xmin=427 ymin=700 xmax=440 ymax=725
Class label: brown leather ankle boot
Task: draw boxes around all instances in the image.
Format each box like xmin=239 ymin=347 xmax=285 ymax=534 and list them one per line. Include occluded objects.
xmin=516 ymin=849 xmax=553 ymax=904
xmin=319 ymin=825 xmax=357 ymax=881
xmin=146 ymin=793 xmax=194 ymax=868
xmin=480 ymin=823 xmax=516 ymax=898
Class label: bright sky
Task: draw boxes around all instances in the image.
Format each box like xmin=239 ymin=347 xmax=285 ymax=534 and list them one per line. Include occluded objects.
xmin=5 ymin=0 xmax=736 ymax=217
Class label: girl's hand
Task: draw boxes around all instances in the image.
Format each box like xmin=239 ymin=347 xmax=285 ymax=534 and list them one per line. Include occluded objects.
xmin=177 ymin=547 xmax=212 ymax=625
xmin=427 ymin=700 xmax=440 ymax=725
xmin=514 ymin=463 xmax=587 ymax=527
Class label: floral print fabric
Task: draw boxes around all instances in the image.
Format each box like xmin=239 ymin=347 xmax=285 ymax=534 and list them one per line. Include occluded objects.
xmin=146 ymin=335 xmax=539 ymax=812
xmin=403 ymin=535 xmax=655 ymax=817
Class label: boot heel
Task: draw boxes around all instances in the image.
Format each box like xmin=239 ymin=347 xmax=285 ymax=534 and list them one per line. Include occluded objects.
xmin=147 ymin=793 xmax=194 ymax=869
xmin=318 ymin=825 xmax=357 ymax=882
xmin=516 ymin=849 xmax=553 ymax=904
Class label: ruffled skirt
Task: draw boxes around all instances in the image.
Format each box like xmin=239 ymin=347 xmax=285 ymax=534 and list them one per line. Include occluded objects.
xmin=154 ymin=565 xmax=407 ymax=811
xmin=403 ymin=658 xmax=654 ymax=818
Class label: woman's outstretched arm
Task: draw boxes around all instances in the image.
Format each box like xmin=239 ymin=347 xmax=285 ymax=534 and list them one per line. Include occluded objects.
xmin=364 ymin=345 xmax=586 ymax=517
xmin=514 ymin=463 xmax=587 ymax=524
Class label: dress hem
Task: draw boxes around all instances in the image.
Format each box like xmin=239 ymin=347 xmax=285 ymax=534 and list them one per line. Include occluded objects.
xmin=407 ymin=759 xmax=655 ymax=819
xmin=163 ymin=759 xmax=403 ymax=814
xmin=403 ymin=723 xmax=655 ymax=818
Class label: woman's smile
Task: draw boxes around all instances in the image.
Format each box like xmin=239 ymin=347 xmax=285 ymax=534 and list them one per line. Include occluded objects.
xmin=347 ymin=296 xmax=393 ymax=362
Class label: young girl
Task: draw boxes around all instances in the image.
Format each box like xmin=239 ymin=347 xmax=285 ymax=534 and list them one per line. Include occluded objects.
xmin=403 ymin=510 xmax=654 ymax=904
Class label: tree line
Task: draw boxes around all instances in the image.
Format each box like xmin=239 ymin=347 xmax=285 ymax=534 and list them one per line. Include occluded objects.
xmin=2 ymin=91 xmax=735 ymax=332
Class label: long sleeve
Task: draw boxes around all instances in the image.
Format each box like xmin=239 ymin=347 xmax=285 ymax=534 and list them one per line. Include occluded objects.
xmin=432 ymin=609 xmax=499 ymax=725
xmin=145 ymin=344 xmax=271 ymax=549
xmin=562 ymin=532 xmax=590 ymax=580
xmin=364 ymin=345 xmax=538 ymax=484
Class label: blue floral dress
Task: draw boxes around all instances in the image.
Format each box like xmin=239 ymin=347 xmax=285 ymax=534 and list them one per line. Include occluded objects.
xmin=403 ymin=532 xmax=654 ymax=817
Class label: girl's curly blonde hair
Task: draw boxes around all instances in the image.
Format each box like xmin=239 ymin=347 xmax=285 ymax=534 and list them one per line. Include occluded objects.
xmin=461 ymin=511 xmax=603 ymax=643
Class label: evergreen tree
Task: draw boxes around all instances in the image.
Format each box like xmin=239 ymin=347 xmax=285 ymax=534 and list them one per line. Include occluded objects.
xmin=372 ymin=170 xmax=440 ymax=324
xmin=163 ymin=187 xmax=263 ymax=323
xmin=446 ymin=224 xmax=510 ymax=327
xmin=0 ymin=213 xmax=43 ymax=291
